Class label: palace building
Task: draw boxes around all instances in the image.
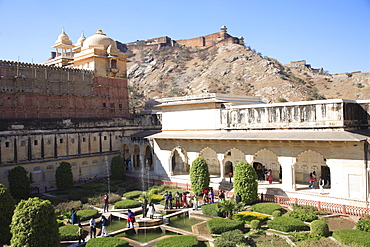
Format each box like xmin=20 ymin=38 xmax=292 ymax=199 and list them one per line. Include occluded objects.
xmin=1 ymin=28 xmax=370 ymax=209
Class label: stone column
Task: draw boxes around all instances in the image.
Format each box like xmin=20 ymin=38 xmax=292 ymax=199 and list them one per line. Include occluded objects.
xmin=278 ymin=156 xmax=296 ymax=191
xmin=218 ymin=153 xmax=225 ymax=181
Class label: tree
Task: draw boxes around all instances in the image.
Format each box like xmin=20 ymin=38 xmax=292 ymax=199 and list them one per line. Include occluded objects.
xmin=55 ymin=162 xmax=74 ymax=191
xmin=218 ymin=199 xmax=244 ymax=219
xmin=111 ymin=155 xmax=125 ymax=180
xmin=0 ymin=184 xmax=15 ymax=246
xmin=234 ymin=162 xmax=258 ymax=204
xmin=11 ymin=197 xmax=60 ymax=247
xmin=8 ymin=166 xmax=30 ymax=199
xmin=190 ymin=158 xmax=210 ymax=194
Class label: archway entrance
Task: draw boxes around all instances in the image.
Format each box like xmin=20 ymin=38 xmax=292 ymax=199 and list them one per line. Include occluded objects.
xmin=223 ymin=148 xmax=246 ymax=177
xmin=144 ymin=145 xmax=153 ymax=171
xmin=253 ymin=149 xmax=281 ymax=182
xmin=295 ymin=150 xmax=329 ymax=188
xmin=132 ymin=145 xmax=140 ymax=169
xmin=170 ymin=147 xmax=188 ymax=175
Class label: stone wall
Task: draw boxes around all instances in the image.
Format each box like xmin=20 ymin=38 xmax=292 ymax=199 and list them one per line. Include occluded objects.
xmin=0 ymin=60 xmax=130 ymax=119
xmin=222 ymin=100 xmax=370 ymax=130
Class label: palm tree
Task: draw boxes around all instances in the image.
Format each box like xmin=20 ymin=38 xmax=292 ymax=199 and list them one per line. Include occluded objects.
xmin=218 ymin=199 xmax=244 ymax=219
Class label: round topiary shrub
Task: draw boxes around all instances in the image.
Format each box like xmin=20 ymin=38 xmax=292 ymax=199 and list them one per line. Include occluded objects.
xmin=272 ymin=210 xmax=282 ymax=218
xmin=123 ymin=190 xmax=142 ymax=199
xmin=59 ymin=225 xmax=79 ymax=241
xmin=114 ymin=199 xmax=141 ymax=209
xmin=310 ymin=220 xmax=329 ymax=237
xmin=234 ymin=162 xmax=258 ymax=204
xmin=250 ymin=219 xmax=261 ymax=230
xmin=156 ymin=235 xmax=198 ymax=247
xmin=356 ymin=216 xmax=370 ymax=232
xmin=86 ymin=237 xmax=129 ymax=247
xmin=55 ymin=162 xmax=74 ymax=191
xmin=190 ymin=158 xmax=210 ymax=194
xmin=11 ymin=198 xmax=60 ymax=246
xmin=76 ymin=209 xmax=98 ymax=222
xmin=267 ymin=216 xmax=309 ymax=232
xmin=207 ymin=218 xmax=244 ymax=234
xmin=0 ymin=184 xmax=15 ymax=245
xmin=251 ymin=203 xmax=283 ymax=215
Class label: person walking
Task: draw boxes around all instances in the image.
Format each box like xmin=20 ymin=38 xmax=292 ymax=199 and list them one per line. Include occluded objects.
xmin=103 ymin=193 xmax=109 ymax=213
xmin=89 ymin=217 xmax=96 ymax=238
xmin=148 ymin=201 xmax=155 ymax=219
xmin=267 ymin=169 xmax=273 ymax=184
xmin=209 ymin=189 xmax=214 ymax=203
xmin=235 ymin=193 xmax=242 ymax=204
xmin=175 ymin=191 xmax=181 ymax=209
xmin=193 ymin=193 xmax=199 ymax=210
xmin=71 ymin=208 xmax=77 ymax=225
xmin=218 ymin=190 xmax=225 ymax=201
xmin=77 ymin=223 xmax=85 ymax=244
xmin=100 ymin=215 xmax=108 ymax=236
xmin=127 ymin=210 xmax=135 ymax=228
xmin=309 ymin=173 xmax=314 ymax=189
xmin=168 ymin=192 xmax=173 ymax=209
xmin=163 ymin=191 xmax=169 ymax=209
xmin=182 ymin=192 xmax=188 ymax=208
xmin=319 ymin=176 xmax=325 ymax=194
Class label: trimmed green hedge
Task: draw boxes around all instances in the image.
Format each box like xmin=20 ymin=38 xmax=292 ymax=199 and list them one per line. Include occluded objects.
xmin=214 ymin=229 xmax=245 ymax=247
xmin=86 ymin=237 xmax=129 ymax=247
xmin=78 ymin=183 xmax=104 ymax=190
xmin=201 ymin=203 xmax=220 ymax=217
xmin=333 ymin=229 xmax=370 ymax=246
xmin=267 ymin=216 xmax=309 ymax=232
xmin=310 ymin=220 xmax=329 ymax=237
xmin=68 ymin=189 xmax=94 ymax=204
xmin=76 ymin=209 xmax=98 ymax=222
xmin=114 ymin=199 xmax=141 ymax=209
xmin=59 ymin=225 xmax=79 ymax=241
xmin=123 ymin=191 xmax=142 ymax=199
xmin=207 ymin=218 xmax=244 ymax=234
xmin=233 ymin=211 xmax=269 ymax=223
xmin=251 ymin=203 xmax=283 ymax=215
xmin=284 ymin=208 xmax=318 ymax=222
xmin=155 ymin=235 xmax=198 ymax=247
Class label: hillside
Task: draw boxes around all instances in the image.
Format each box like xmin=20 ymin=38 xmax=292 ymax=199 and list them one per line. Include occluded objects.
xmin=127 ymin=43 xmax=370 ymax=108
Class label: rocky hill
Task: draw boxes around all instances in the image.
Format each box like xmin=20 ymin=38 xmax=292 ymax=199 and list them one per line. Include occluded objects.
xmin=127 ymin=43 xmax=370 ymax=108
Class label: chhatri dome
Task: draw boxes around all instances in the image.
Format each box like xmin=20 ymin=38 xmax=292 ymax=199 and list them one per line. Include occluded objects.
xmin=83 ymin=29 xmax=117 ymax=50
xmin=75 ymin=32 xmax=86 ymax=47
xmin=55 ymin=28 xmax=73 ymax=46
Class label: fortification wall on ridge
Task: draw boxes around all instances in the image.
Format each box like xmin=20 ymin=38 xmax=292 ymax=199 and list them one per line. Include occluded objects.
xmin=0 ymin=60 xmax=130 ymax=119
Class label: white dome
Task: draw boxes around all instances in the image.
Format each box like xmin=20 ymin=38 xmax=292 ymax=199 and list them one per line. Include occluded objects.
xmin=55 ymin=28 xmax=72 ymax=45
xmin=75 ymin=32 xmax=86 ymax=46
xmin=83 ymin=29 xmax=116 ymax=49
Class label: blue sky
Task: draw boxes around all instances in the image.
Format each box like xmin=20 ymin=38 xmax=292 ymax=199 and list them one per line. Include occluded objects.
xmin=0 ymin=0 xmax=369 ymax=74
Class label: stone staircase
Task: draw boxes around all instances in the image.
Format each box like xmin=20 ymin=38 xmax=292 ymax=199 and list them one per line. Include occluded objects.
xmin=218 ymin=181 xmax=233 ymax=192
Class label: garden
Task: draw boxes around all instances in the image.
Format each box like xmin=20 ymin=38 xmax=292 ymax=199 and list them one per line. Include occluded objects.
xmin=1 ymin=158 xmax=370 ymax=247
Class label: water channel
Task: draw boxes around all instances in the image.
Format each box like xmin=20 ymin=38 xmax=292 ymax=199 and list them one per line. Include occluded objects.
xmin=104 ymin=212 xmax=202 ymax=243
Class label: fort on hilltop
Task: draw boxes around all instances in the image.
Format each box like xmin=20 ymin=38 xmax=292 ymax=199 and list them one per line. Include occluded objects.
xmin=125 ymin=25 xmax=244 ymax=51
